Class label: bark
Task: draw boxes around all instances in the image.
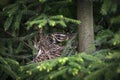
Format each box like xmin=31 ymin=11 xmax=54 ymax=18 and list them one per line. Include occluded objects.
xmin=77 ymin=0 xmax=95 ymax=53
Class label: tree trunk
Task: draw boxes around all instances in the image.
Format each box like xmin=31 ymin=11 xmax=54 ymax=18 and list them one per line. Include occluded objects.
xmin=77 ymin=0 xmax=95 ymax=53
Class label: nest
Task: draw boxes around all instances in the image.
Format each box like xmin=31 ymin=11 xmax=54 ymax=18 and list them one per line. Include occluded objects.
xmin=32 ymin=29 xmax=71 ymax=62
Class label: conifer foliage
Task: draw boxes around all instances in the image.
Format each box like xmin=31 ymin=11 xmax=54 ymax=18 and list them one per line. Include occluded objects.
xmin=0 ymin=0 xmax=120 ymax=80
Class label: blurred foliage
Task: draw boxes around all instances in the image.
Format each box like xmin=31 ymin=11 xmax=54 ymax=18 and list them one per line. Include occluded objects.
xmin=19 ymin=52 xmax=119 ymax=80
xmin=0 ymin=0 xmax=120 ymax=80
